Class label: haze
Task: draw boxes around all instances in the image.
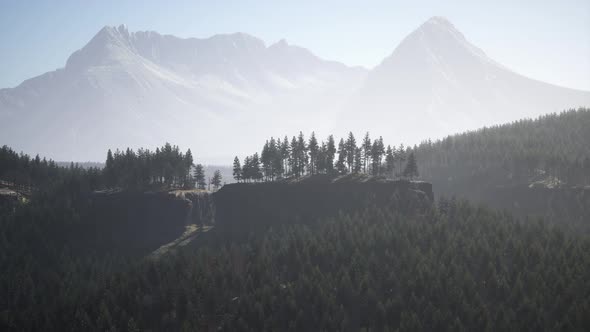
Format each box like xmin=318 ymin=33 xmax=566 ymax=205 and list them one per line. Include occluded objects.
xmin=0 ymin=0 xmax=589 ymax=163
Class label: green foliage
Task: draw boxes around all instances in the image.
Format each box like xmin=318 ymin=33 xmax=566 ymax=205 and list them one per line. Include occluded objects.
xmin=242 ymin=132 xmax=419 ymax=180
xmin=403 ymin=152 xmax=419 ymax=179
xmin=0 ymin=145 xmax=103 ymax=194
xmin=193 ymin=164 xmax=206 ymax=189
xmin=415 ymin=108 xmax=590 ymax=187
xmin=5 ymin=200 xmax=584 ymax=331
xmin=104 ymin=143 xmax=195 ymax=190
xmin=211 ymin=169 xmax=223 ymax=189
xmin=414 ymin=108 xmax=590 ymax=230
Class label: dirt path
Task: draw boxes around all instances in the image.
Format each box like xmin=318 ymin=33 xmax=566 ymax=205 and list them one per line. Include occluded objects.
xmin=149 ymin=224 xmax=213 ymax=259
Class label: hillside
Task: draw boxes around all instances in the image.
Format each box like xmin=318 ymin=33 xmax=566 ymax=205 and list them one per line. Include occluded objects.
xmin=1 ymin=140 xmax=589 ymax=330
xmin=415 ymin=108 xmax=590 ymax=227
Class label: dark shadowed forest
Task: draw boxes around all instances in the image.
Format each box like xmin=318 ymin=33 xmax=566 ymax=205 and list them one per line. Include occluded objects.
xmin=1 ymin=109 xmax=589 ymax=331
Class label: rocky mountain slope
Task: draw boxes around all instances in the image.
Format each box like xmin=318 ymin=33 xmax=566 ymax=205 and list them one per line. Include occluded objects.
xmin=1 ymin=18 xmax=588 ymax=161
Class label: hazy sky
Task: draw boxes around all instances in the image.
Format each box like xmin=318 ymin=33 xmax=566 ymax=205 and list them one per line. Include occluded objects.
xmin=1 ymin=0 xmax=589 ymax=90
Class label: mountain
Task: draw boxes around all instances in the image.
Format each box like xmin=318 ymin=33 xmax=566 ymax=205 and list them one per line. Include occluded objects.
xmin=341 ymin=17 xmax=590 ymax=144
xmin=1 ymin=19 xmax=589 ymax=162
xmin=0 ymin=25 xmax=366 ymax=162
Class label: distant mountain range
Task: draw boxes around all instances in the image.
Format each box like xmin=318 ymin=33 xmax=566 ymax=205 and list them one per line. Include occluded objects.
xmin=1 ymin=17 xmax=588 ymax=162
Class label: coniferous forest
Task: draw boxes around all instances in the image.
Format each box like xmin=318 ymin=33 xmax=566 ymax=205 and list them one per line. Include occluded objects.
xmin=1 ymin=109 xmax=590 ymax=331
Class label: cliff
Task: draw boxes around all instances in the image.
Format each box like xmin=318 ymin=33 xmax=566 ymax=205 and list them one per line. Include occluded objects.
xmin=213 ymin=175 xmax=434 ymax=234
xmin=68 ymin=177 xmax=433 ymax=254
xmin=65 ymin=190 xmax=211 ymax=256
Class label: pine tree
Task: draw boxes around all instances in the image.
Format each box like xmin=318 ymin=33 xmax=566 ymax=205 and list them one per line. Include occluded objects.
xmin=345 ymin=132 xmax=356 ymax=172
xmin=385 ymin=145 xmax=395 ymax=178
xmin=261 ymin=140 xmax=272 ymax=181
xmin=271 ymin=137 xmax=283 ymax=180
xmin=184 ymin=149 xmax=194 ymax=188
xmin=317 ymin=141 xmax=328 ymax=174
xmin=211 ymin=170 xmax=222 ymax=189
xmin=371 ymin=137 xmax=385 ymax=175
xmin=281 ymin=136 xmax=290 ymax=176
xmin=353 ymin=147 xmax=362 ymax=174
xmin=297 ymin=132 xmax=308 ymax=176
xmin=308 ymin=132 xmax=319 ymax=175
xmin=362 ymin=132 xmax=372 ymax=173
xmin=290 ymin=136 xmax=299 ymax=177
xmin=233 ymin=156 xmax=242 ymax=182
xmin=336 ymin=138 xmax=348 ymax=174
xmin=252 ymin=153 xmax=263 ymax=182
xmin=242 ymin=156 xmax=251 ymax=182
xmin=403 ymin=152 xmax=419 ymax=179
xmin=326 ymin=135 xmax=336 ymax=174
xmin=193 ymin=164 xmax=206 ymax=189
xmin=396 ymin=144 xmax=406 ymax=177
xmin=105 ymin=149 xmax=116 ymax=188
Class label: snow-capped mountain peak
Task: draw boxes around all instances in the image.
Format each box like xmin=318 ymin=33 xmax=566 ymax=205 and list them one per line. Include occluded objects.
xmin=0 ymin=19 xmax=588 ymax=162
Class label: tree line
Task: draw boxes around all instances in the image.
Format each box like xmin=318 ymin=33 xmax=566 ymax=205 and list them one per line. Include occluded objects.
xmin=103 ymin=143 xmax=223 ymax=190
xmin=233 ymin=132 xmax=419 ymax=182
xmin=1 ymin=143 xmax=225 ymax=193
xmin=415 ymin=108 xmax=590 ymax=188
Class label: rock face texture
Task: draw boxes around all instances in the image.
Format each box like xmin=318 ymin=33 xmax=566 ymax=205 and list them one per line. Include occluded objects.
xmin=79 ymin=191 xmax=192 ymax=255
xmin=213 ymin=176 xmax=434 ymax=234
xmin=70 ymin=179 xmax=433 ymax=253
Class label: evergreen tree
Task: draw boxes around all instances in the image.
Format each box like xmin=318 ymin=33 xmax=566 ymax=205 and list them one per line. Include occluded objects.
xmin=345 ymin=132 xmax=356 ymax=172
xmin=261 ymin=140 xmax=272 ymax=181
xmin=308 ymin=132 xmax=319 ymax=175
xmin=353 ymin=147 xmax=362 ymax=174
xmin=242 ymin=156 xmax=252 ymax=182
xmin=371 ymin=137 xmax=385 ymax=175
xmin=317 ymin=141 xmax=328 ymax=174
xmin=104 ymin=149 xmax=116 ymax=188
xmin=385 ymin=145 xmax=395 ymax=177
xmin=326 ymin=135 xmax=336 ymax=174
xmin=281 ymin=136 xmax=291 ymax=176
xmin=396 ymin=144 xmax=406 ymax=177
xmin=251 ymin=153 xmax=263 ymax=182
xmin=362 ymin=132 xmax=372 ymax=173
xmin=233 ymin=156 xmax=242 ymax=182
xmin=211 ymin=170 xmax=222 ymax=189
xmin=336 ymin=138 xmax=348 ymax=174
xmin=272 ymin=137 xmax=284 ymax=179
xmin=184 ymin=149 xmax=194 ymax=188
xmin=193 ymin=164 xmax=206 ymax=189
xmin=289 ymin=136 xmax=299 ymax=177
xmin=403 ymin=152 xmax=419 ymax=179
xmin=297 ymin=132 xmax=308 ymax=176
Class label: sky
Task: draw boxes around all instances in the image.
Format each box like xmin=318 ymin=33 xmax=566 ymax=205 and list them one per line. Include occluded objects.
xmin=0 ymin=0 xmax=589 ymax=90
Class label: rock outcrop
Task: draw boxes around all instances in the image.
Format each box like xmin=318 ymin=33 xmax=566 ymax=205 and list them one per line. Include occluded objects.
xmin=213 ymin=175 xmax=434 ymax=234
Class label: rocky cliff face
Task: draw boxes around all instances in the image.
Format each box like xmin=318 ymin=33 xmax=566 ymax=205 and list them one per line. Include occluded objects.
xmin=76 ymin=178 xmax=433 ymax=253
xmin=77 ymin=191 xmax=192 ymax=255
xmin=213 ymin=176 xmax=434 ymax=235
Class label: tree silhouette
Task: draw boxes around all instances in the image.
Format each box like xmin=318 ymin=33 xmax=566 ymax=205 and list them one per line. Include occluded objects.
xmin=403 ymin=152 xmax=419 ymax=179
xmin=232 ymin=156 xmax=242 ymax=182
xmin=211 ymin=170 xmax=222 ymax=189
xmin=193 ymin=164 xmax=206 ymax=189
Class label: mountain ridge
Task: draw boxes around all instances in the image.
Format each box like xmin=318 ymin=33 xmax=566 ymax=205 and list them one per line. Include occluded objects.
xmin=1 ymin=17 xmax=588 ymax=162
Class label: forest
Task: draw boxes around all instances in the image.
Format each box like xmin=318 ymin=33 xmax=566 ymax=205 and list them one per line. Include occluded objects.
xmin=412 ymin=108 xmax=590 ymax=231
xmin=415 ymin=108 xmax=590 ymax=188
xmin=0 ymin=143 xmax=225 ymax=194
xmin=1 ymin=187 xmax=589 ymax=331
xmin=1 ymin=109 xmax=590 ymax=331
xmin=234 ymin=132 xmax=418 ymax=182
